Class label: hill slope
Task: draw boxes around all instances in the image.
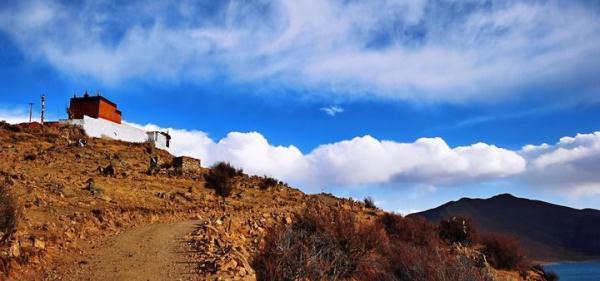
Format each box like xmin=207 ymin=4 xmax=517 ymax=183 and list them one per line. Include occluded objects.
xmin=0 ymin=122 xmax=550 ymax=280
xmin=412 ymin=194 xmax=600 ymax=261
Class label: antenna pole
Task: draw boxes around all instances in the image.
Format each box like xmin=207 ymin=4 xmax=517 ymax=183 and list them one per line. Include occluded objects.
xmin=28 ymin=102 xmax=34 ymax=123
xmin=41 ymin=94 xmax=46 ymax=125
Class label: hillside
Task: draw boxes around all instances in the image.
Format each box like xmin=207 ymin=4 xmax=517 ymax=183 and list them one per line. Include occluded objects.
xmin=412 ymin=194 xmax=600 ymax=262
xmin=0 ymin=122 xmax=551 ymax=280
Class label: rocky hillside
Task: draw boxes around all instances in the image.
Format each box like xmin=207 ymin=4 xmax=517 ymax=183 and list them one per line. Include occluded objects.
xmin=0 ymin=122 xmax=552 ymax=280
xmin=412 ymin=194 xmax=600 ymax=262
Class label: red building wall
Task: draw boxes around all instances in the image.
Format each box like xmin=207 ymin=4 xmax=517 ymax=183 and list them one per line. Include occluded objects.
xmin=69 ymin=95 xmax=122 ymax=124
xmin=98 ymin=99 xmax=122 ymax=124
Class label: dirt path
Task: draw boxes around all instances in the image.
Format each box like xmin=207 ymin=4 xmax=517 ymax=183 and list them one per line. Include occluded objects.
xmin=52 ymin=221 xmax=201 ymax=281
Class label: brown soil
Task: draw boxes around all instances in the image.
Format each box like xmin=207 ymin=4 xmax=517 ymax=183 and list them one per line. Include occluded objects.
xmin=50 ymin=221 xmax=201 ymax=281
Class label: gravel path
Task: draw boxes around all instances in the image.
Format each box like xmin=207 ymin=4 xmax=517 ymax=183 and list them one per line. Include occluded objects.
xmin=51 ymin=221 xmax=201 ymax=281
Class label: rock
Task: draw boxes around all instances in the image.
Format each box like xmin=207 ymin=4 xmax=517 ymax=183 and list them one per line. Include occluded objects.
xmin=33 ymin=238 xmax=45 ymax=249
xmin=9 ymin=242 xmax=20 ymax=257
xmin=227 ymin=259 xmax=238 ymax=269
xmin=65 ymin=231 xmax=75 ymax=241
xmin=215 ymin=219 xmax=223 ymax=225
xmin=237 ymin=267 xmax=246 ymax=277
xmin=285 ymin=216 xmax=292 ymax=225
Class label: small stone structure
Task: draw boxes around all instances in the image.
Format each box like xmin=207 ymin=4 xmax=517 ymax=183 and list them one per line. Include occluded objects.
xmin=147 ymin=131 xmax=171 ymax=150
xmin=172 ymin=156 xmax=202 ymax=174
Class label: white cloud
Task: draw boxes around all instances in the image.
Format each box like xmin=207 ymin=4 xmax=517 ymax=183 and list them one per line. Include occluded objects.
xmin=519 ymin=131 xmax=600 ymax=196
xmin=0 ymin=0 xmax=598 ymax=102
xmin=135 ymin=123 xmax=600 ymax=197
xmin=132 ymin=122 xmax=525 ymax=191
xmin=320 ymin=105 xmax=344 ymax=116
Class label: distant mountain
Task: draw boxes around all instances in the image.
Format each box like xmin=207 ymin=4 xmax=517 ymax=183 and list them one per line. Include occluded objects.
xmin=411 ymin=194 xmax=600 ymax=261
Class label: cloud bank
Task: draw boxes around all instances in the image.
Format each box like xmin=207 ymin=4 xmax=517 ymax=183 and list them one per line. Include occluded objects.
xmin=0 ymin=0 xmax=599 ymax=102
xmin=136 ymin=122 xmax=520 ymax=190
xmin=135 ymin=122 xmax=600 ymax=196
xmin=520 ymin=132 xmax=600 ymax=196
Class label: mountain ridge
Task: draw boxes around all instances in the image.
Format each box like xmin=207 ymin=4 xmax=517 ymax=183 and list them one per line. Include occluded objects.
xmin=412 ymin=193 xmax=600 ymax=262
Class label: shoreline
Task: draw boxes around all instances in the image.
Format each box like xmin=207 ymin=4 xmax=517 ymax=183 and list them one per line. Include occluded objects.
xmin=541 ymin=259 xmax=600 ymax=266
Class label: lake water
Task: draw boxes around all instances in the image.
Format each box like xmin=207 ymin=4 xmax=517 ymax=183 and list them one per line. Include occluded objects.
xmin=545 ymin=261 xmax=600 ymax=281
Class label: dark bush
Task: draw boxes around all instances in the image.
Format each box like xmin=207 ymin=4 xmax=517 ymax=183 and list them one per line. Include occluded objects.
xmin=0 ymin=186 xmax=18 ymax=244
xmin=254 ymin=205 xmax=393 ymax=281
xmin=0 ymin=121 xmax=21 ymax=132
xmin=204 ymin=162 xmax=242 ymax=197
xmin=260 ymin=176 xmax=278 ymax=190
xmin=480 ymin=233 xmax=525 ymax=270
xmin=378 ymin=213 xmax=439 ymax=247
xmin=439 ymin=216 xmax=476 ymax=246
xmin=23 ymin=152 xmax=37 ymax=161
xmin=255 ymin=206 xmax=493 ymax=281
xmin=363 ymin=196 xmax=377 ymax=209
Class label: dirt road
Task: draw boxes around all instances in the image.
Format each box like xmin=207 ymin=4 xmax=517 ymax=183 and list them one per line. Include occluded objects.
xmin=52 ymin=221 xmax=201 ymax=281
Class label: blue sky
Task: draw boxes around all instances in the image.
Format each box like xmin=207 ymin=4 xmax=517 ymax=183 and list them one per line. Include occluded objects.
xmin=1 ymin=0 xmax=600 ymax=212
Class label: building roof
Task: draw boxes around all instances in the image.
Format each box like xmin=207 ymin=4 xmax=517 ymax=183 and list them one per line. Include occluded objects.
xmin=71 ymin=93 xmax=118 ymax=108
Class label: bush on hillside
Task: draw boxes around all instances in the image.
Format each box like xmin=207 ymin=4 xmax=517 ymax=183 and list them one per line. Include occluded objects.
xmin=254 ymin=205 xmax=393 ymax=280
xmin=480 ymin=233 xmax=525 ymax=270
xmin=254 ymin=206 xmax=494 ymax=281
xmin=204 ymin=162 xmax=242 ymax=197
xmin=439 ymin=216 xmax=476 ymax=246
xmin=0 ymin=186 xmax=18 ymax=244
xmin=260 ymin=176 xmax=278 ymax=190
xmin=363 ymin=196 xmax=377 ymax=209
xmin=378 ymin=213 xmax=439 ymax=247
xmin=0 ymin=121 xmax=21 ymax=132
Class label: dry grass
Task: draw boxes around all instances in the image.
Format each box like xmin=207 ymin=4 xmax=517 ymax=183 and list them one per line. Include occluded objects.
xmin=438 ymin=216 xmax=477 ymax=246
xmin=479 ymin=233 xmax=526 ymax=270
xmin=255 ymin=207 xmax=494 ymax=281
xmin=0 ymin=182 xmax=20 ymax=276
xmin=254 ymin=205 xmax=392 ymax=281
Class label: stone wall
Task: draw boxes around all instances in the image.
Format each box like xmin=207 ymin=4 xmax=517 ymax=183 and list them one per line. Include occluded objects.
xmin=173 ymin=156 xmax=202 ymax=174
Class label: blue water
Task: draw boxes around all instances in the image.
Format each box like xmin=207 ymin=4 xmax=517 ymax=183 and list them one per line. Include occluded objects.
xmin=545 ymin=261 xmax=600 ymax=281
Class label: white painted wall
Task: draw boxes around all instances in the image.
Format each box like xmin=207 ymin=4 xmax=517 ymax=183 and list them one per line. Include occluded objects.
xmin=68 ymin=116 xmax=148 ymax=143
xmin=147 ymin=131 xmax=170 ymax=150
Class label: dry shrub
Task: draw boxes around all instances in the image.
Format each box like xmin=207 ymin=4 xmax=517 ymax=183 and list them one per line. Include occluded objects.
xmin=438 ymin=216 xmax=476 ymax=246
xmin=363 ymin=196 xmax=377 ymax=209
xmin=260 ymin=176 xmax=278 ymax=190
xmin=0 ymin=187 xmax=18 ymax=244
xmin=378 ymin=213 xmax=438 ymax=247
xmin=0 ymin=121 xmax=21 ymax=132
xmin=204 ymin=162 xmax=242 ymax=197
xmin=0 ymin=184 xmax=19 ymax=276
xmin=254 ymin=205 xmax=393 ymax=281
xmin=255 ymin=207 xmax=492 ymax=281
xmin=389 ymin=242 xmax=492 ymax=281
xmin=480 ymin=233 xmax=525 ymax=270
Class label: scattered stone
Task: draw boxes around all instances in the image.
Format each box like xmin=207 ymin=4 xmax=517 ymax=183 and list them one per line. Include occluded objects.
xmin=9 ymin=242 xmax=20 ymax=257
xmin=33 ymin=238 xmax=45 ymax=250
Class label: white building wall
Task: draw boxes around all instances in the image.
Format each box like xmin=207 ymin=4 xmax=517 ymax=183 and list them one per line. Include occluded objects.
xmin=68 ymin=116 xmax=148 ymax=143
xmin=147 ymin=131 xmax=170 ymax=150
